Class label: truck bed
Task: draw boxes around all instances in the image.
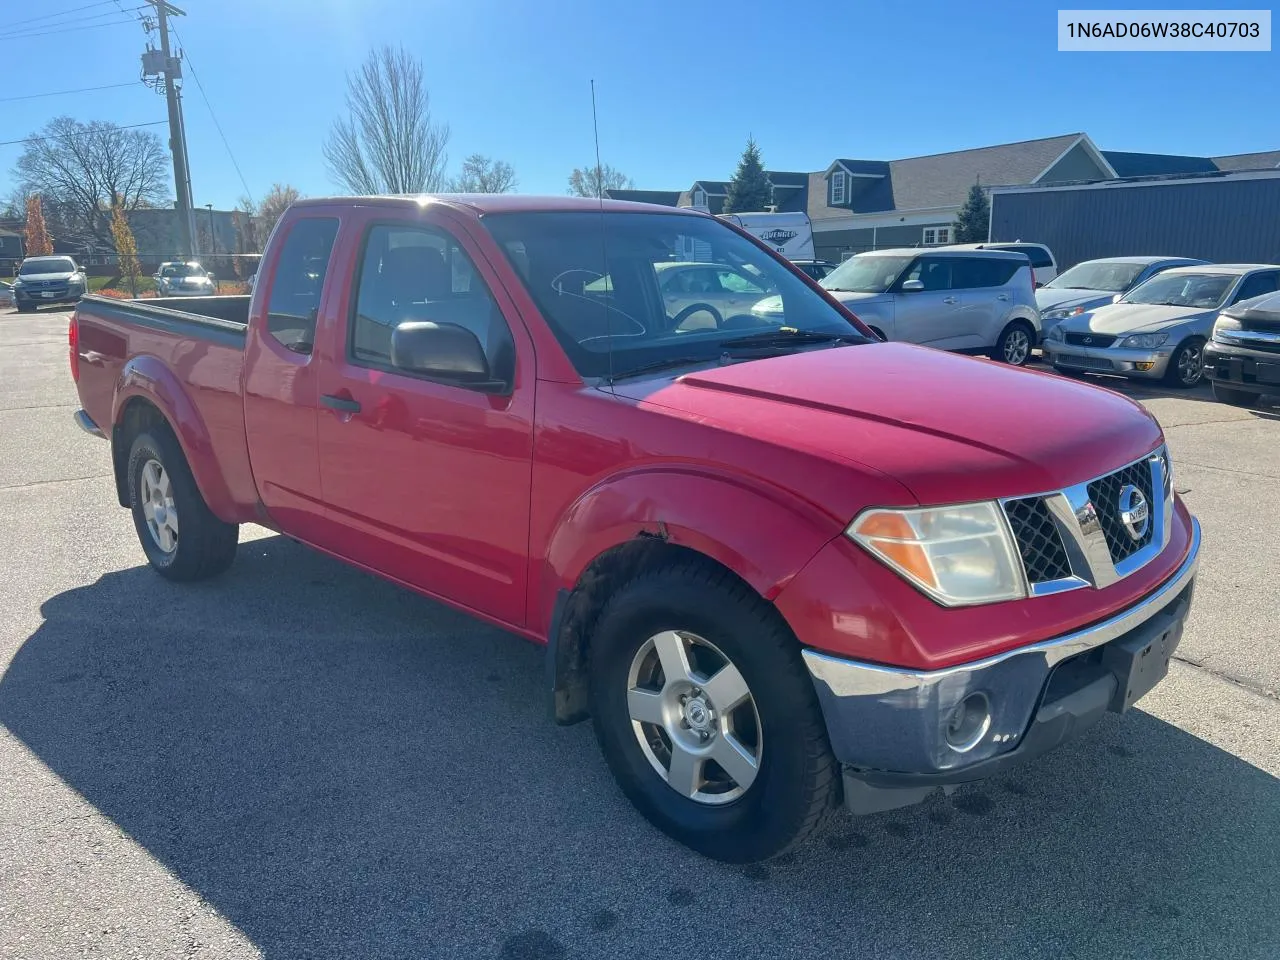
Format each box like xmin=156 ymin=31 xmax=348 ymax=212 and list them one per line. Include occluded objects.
xmin=72 ymin=293 xmax=260 ymax=518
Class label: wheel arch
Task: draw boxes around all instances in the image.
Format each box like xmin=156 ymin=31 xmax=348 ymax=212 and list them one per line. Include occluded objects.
xmin=110 ymin=357 xmax=235 ymax=517
xmin=540 ymin=469 xmax=841 ymax=724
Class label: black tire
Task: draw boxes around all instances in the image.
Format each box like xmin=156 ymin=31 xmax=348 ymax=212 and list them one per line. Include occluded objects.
xmin=126 ymin=427 xmax=238 ymax=581
xmin=1211 ymin=382 xmax=1260 ymax=408
xmin=672 ymin=303 xmax=722 ymax=331
xmin=588 ymin=560 xmax=838 ymax=863
xmin=1164 ymin=337 xmax=1206 ymax=388
xmin=994 ymin=321 xmax=1035 ymax=366
xmin=16 ymin=302 xmax=34 ymax=314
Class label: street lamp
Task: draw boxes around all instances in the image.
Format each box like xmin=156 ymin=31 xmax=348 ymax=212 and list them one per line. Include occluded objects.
xmin=204 ymin=203 xmax=215 ymax=257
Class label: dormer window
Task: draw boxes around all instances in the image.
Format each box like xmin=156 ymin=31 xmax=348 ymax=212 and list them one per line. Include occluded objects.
xmin=692 ymin=187 xmax=707 ymax=208
xmin=830 ymin=171 xmax=848 ymax=205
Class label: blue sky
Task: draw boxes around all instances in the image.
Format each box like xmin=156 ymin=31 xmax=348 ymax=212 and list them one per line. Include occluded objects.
xmin=3 ymin=0 xmax=1276 ymax=210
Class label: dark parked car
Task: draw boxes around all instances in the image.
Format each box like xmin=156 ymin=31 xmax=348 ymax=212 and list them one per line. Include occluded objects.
xmin=1204 ymin=289 xmax=1280 ymax=406
xmin=11 ymin=255 xmax=86 ymax=312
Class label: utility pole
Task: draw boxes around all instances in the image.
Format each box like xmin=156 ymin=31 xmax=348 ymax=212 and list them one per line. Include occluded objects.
xmin=142 ymin=1 xmax=196 ymax=259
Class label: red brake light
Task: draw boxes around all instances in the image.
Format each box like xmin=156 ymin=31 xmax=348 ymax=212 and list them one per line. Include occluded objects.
xmin=68 ymin=314 xmax=80 ymax=383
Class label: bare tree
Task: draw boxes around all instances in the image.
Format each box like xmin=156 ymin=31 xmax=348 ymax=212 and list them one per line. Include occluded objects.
xmin=324 ymin=45 xmax=450 ymax=195
xmin=567 ymin=163 xmax=635 ymax=198
xmin=13 ymin=117 xmax=169 ymax=248
xmin=447 ymin=154 xmax=517 ymax=193
xmin=255 ymin=183 xmax=301 ymax=239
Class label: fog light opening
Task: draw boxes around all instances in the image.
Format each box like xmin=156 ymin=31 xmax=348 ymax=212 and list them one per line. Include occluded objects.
xmin=945 ymin=692 xmax=992 ymax=753
xmin=1136 ymin=362 xmax=1155 ymax=371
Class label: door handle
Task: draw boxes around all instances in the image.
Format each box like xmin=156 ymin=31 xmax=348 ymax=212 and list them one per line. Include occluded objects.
xmin=321 ymin=394 xmax=361 ymax=413
xmin=942 ymin=296 xmax=958 ymax=304
xmin=997 ymin=294 xmax=1010 ymax=301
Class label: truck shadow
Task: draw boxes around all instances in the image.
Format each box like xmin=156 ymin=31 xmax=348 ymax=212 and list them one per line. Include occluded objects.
xmin=2 ymin=535 xmax=1277 ymax=959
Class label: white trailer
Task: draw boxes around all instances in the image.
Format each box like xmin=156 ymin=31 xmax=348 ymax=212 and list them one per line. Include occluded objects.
xmin=718 ymin=212 xmax=815 ymax=261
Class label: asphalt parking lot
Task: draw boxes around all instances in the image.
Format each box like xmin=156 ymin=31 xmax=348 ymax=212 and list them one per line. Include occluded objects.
xmin=1 ymin=305 xmax=1277 ymax=960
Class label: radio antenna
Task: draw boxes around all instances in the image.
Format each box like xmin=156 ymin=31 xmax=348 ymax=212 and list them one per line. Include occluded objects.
xmin=591 ymin=78 xmax=615 ymax=389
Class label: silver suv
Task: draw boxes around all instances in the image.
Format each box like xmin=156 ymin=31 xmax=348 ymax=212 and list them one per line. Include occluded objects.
xmin=816 ymin=248 xmax=1042 ymax=365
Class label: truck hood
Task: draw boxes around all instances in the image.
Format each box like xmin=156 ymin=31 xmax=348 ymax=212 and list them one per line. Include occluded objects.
xmin=1062 ymin=302 xmax=1217 ymax=335
xmin=612 ymin=343 xmax=1162 ymax=505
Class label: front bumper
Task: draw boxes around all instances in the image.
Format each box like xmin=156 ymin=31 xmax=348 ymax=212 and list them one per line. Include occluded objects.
xmin=1044 ymin=342 xmax=1172 ymax=378
xmin=14 ymin=288 xmax=82 ymax=306
xmin=1204 ymin=341 xmax=1280 ymax=395
xmin=803 ymin=517 xmax=1201 ymax=814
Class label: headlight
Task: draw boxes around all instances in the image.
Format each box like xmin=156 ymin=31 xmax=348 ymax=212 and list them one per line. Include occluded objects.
xmin=1212 ymin=314 xmax=1242 ymax=343
xmin=1042 ymin=305 xmax=1086 ymax=321
xmin=847 ymin=503 xmax=1025 ymax=606
xmin=1119 ymin=332 xmax=1170 ymax=349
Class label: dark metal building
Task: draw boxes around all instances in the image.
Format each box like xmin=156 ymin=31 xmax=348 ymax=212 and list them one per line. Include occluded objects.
xmin=990 ymin=170 xmax=1280 ymax=270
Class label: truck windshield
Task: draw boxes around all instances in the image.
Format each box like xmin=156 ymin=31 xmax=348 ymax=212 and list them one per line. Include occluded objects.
xmin=818 ymin=254 xmax=914 ymax=293
xmin=482 ymin=211 xmax=868 ymax=378
xmin=20 ymin=258 xmax=75 ymax=275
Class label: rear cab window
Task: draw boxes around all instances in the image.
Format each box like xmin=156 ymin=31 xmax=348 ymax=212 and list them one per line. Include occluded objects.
xmin=264 ymin=217 xmax=339 ymax=354
xmin=993 ymin=244 xmax=1054 ymax=269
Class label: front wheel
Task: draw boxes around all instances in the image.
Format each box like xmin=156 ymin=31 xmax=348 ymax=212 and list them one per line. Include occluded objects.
xmin=994 ymin=321 xmax=1034 ymax=366
xmin=1164 ymin=337 xmax=1206 ymax=388
xmin=127 ymin=428 xmax=239 ymax=581
xmin=588 ymin=561 xmax=838 ymax=862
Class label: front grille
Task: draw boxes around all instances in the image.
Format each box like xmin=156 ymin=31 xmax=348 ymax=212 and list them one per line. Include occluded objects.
xmin=1003 ymin=497 xmax=1073 ymax=583
xmin=1055 ymin=353 xmax=1114 ymax=371
xmin=1064 ymin=332 xmax=1117 ymax=348
xmin=1087 ymin=459 xmax=1156 ymax=564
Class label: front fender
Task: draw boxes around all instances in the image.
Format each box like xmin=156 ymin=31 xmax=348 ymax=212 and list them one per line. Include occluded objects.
xmin=541 ymin=466 xmax=845 ymax=632
xmin=112 ymin=355 xmax=239 ymax=520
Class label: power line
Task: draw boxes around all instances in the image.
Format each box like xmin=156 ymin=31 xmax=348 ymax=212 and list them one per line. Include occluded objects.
xmin=171 ymin=26 xmax=256 ymax=207
xmin=8 ymin=0 xmax=121 ymax=29
xmin=0 ymin=120 xmax=166 ymax=148
xmin=10 ymin=16 xmax=142 ymax=41
xmin=10 ymin=6 xmax=145 ymax=36
xmin=0 ymin=81 xmax=140 ymax=104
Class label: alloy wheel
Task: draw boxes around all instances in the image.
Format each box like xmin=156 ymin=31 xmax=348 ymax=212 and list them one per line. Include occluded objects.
xmin=139 ymin=458 xmax=179 ymax=553
xmin=625 ymin=630 xmax=762 ymax=805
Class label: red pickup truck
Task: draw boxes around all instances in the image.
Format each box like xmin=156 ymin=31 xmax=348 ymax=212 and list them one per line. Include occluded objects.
xmin=71 ymin=195 xmax=1201 ymax=862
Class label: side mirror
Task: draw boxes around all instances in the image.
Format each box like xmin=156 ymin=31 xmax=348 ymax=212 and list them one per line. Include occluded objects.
xmin=390 ymin=321 xmax=504 ymax=391
xmin=901 ymin=279 xmax=924 ymax=292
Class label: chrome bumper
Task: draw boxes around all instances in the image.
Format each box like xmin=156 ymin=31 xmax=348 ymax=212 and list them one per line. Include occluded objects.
xmin=802 ymin=518 xmax=1201 ymax=800
xmin=74 ymin=409 xmax=105 ymax=439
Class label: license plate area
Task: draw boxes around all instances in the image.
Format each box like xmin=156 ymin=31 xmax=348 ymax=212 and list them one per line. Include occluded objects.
xmin=1100 ymin=611 xmax=1184 ymax=712
xmin=41 ymin=291 xmax=56 ymax=298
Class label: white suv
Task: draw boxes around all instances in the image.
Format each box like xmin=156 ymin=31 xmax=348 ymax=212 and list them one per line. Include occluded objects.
xmin=943 ymin=241 xmax=1058 ymax=287
xmin=816 ymin=248 xmax=1042 ymax=365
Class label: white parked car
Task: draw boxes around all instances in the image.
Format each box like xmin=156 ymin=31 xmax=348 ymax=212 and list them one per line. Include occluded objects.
xmin=779 ymin=247 xmax=1042 ymax=365
xmin=1043 ymin=263 xmax=1280 ymax=387
xmin=154 ymin=261 xmax=216 ymax=296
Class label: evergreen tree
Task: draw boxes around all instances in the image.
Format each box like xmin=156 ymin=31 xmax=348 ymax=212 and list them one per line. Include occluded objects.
xmin=952 ymin=181 xmax=991 ymax=242
xmin=723 ymin=137 xmax=773 ymax=213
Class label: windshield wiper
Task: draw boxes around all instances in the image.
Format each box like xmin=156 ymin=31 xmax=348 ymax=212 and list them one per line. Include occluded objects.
xmin=603 ymin=355 xmax=721 ymax=384
xmin=719 ymin=329 xmax=856 ymax=351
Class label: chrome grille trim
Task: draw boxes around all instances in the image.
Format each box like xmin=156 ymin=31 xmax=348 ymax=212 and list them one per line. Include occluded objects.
xmin=999 ymin=445 xmax=1173 ymax=596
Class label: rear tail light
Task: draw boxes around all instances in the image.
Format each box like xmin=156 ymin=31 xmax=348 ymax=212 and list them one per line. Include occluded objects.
xmin=68 ymin=313 xmax=80 ymax=383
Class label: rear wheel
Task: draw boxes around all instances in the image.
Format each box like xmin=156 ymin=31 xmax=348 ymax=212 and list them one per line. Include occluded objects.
xmin=995 ymin=321 xmax=1034 ymax=366
xmin=588 ymin=561 xmax=838 ymax=862
xmin=127 ymin=428 xmax=238 ymax=581
xmin=1164 ymin=337 xmax=1206 ymax=388
xmin=1211 ymin=382 xmax=1260 ymax=408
